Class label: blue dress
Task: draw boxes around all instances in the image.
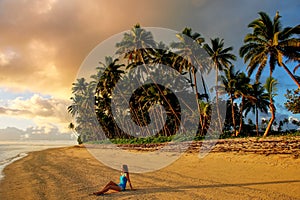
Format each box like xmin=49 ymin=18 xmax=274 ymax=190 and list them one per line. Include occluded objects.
xmin=118 ymin=174 xmax=127 ymax=190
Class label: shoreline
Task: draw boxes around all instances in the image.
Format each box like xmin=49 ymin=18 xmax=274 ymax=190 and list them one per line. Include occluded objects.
xmin=0 ymin=152 xmax=28 ymax=181
xmin=0 ymin=140 xmax=77 ymax=182
xmin=0 ymin=140 xmax=300 ymax=199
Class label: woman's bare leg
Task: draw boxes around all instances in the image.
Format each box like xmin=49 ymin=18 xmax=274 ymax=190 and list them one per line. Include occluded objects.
xmin=103 ymin=181 xmax=116 ymax=188
xmin=93 ymin=181 xmax=121 ymax=195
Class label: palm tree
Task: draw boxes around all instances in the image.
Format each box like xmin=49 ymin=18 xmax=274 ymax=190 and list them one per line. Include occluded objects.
xmin=198 ymin=100 xmax=211 ymax=136
xmin=68 ymin=122 xmax=82 ymax=144
xmin=240 ymin=11 xmax=300 ymax=88
xmin=220 ymin=66 xmax=253 ymax=136
xmin=116 ymin=24 xmax=156 ymax=67
xmin=203 ymin=38 xmax=236 ymax=132
xmin=219 ymin=65 xmax=240 ymax=135
xmin=236 ymin=72 xmax=254 ymax=135
xmin=263 ymin=77 xmax=278 ymax=137
xmin=71 ymin=78 xmax=88 ymax=95
xmin=170 ymin=27 xmax=209 ymax=103
xmin=244 ymin=83 xmax=269 ymax=136
xmin=94 ymin=58 xmax=127 ymax=139
xmin=68 ymin=78 xmax=91 ymax=117
xmin=68 ymin=122 xmax=78 ymax=137
xmin=67 ymin=94 xmax=83 ymax=117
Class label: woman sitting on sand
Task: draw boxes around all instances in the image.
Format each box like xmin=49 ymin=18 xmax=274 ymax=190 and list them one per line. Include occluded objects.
xmin=93 ymin=164 xmax=133 ymax=196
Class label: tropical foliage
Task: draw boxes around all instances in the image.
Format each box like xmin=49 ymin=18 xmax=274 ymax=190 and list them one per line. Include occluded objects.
xmin=285 ymin=89 xmax=300 ymax=114
xmin=68 ymin=11 xmax=300 ymax=143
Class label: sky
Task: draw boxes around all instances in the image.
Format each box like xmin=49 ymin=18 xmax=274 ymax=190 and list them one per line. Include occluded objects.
xmin=0 ymin=0 xmax=299 ymax=139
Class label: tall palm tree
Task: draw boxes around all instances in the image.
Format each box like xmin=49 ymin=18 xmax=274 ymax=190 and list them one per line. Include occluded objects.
xmin=94 ymin=58 xmax=126 ymax=139
xmin=170 ymin=27 xmax=209 ymax=103
xmin=170 ymin=28 xmax=210 ymax=136
xmin=240 ymin=11 xmax=300 ymax=88
xmin=219 ymin=65 xmax=240 ymax=135
xmin=203 ymin=38 xmax=236 ymax=132
xmin=68 ymin=75 xmax=104 ymax=142
xmin=236 ymin=72 xmax=254 ymax=135
xmin=71 ymin=78 xmax=88 ymax=95
xmin=244 ymin=83 xmax=269 ymax=136
xmin=67 ymin=94 xmax=83 ymax=117
xmin=198 ymin=100 xmax=211 ymax=136
xmin=219 ymin=66 xmax=252 ymax=136
xmin=116 ymin=24 xmax=156 ymax=67
xmin=68 ymin=78 xmax=91 ymax=117
xmin=263 ymin=77 xmax=278 ymax=137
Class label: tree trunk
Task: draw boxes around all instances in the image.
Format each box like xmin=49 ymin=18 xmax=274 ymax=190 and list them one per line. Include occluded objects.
xmin=230 ymin=96 xmax=237 ymax=136
xmin=192 ymin=67 xmax=202 ymax=120
xmin=238 ymin=96 xmax=245 ymax=135
xmin=263 ymin=103 xmax=275 ymax=137
xmin=201 ymin=74 xmax=209 ymax=102
xmin=215 ymin=69 xmax=223 ymax=134
xmin=255 ymin=106 xmax=259 ymax=136
xmin=281 ymin=63 xmax=300 ymax=88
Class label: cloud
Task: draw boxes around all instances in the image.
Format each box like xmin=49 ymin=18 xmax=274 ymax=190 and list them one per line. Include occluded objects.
xmin=0 ymin=0 xmax=299 ymax=99
xmin=0 ymin=0 xmax=182 ymax=98
xmin=0 ymin=94 xmax=72 ymax=133
xmin=0 ymin=0 xmax=299 ymax=136
xmin=0 ymin=126 xmax=74 ymax=141
xmin=0 ymin=49 xmax=17 ymax=65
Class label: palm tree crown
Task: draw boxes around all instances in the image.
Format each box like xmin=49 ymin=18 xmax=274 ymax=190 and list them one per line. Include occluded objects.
xmin=240 ymin=11 xmax=300 ymax=87
xmin=204 ymin=38 xmax=237 ymax=72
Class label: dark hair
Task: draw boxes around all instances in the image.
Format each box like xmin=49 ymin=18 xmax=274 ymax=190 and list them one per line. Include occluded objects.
xmin=122 ymin=164 xmax=129 ymax=173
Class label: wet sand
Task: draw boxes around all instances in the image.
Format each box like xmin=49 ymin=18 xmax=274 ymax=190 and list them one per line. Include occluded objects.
xmin=0 ymin=145 xmax=300 ymax=200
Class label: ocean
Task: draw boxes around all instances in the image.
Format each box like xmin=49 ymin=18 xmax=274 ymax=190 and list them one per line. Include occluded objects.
xmin=0 ymin=140 xmax=77 ymax=181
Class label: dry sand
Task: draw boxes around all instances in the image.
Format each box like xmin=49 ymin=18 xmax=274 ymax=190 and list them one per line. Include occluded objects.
xmin=0 ymin=145 xmax=300 ymax=200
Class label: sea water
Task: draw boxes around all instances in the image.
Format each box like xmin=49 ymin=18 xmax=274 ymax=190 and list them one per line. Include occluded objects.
xmin=0 ymin=140 xmax=76 ymax=181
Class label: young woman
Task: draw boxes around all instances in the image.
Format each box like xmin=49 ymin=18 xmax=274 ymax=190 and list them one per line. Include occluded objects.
xmin=93 ymin=164 xmax=133 ymax=196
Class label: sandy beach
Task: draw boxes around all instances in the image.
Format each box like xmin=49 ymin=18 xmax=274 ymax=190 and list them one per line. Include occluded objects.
xmin=0 ymin=144 xmax=300 ymax=200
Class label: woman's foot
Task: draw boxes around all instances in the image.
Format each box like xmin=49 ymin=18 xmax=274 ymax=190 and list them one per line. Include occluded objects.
xmin=93 ymin=192 xmax=104 ymax=196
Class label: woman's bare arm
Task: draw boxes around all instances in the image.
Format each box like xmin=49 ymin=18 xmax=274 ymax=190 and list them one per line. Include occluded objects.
xmin=126 ymin=173 xmax=133 ymax=190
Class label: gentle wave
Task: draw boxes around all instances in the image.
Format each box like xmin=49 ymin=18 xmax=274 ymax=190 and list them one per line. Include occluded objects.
xmin=0 ymin=152 xmax=28 ymax=180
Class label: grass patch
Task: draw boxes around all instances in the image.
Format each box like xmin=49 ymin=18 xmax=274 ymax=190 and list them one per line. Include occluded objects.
xmin=84 ymin=130 xmax=300 ymax=145
xmin=86 ymin=133 xmax=206 ymax=145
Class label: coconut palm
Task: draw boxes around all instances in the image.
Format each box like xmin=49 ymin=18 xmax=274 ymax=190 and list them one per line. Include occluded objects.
xmin=263 ymin=77 xmax=278 ymax=137
xmin=219 ymin=66 xmax=252 ymax=136
xmin=116 ymin=24 xmax=156 ymax=67
xmin=198 ymin=100 xmax=211 ymax=136
xmin=203 ymin=38 xmax=236 ymax=132
xmin=67 ymin=94 xmax=83 ymax=117
xmin=94 ymin=58 xmax=127 ymax=139
xmin=236 ymin=72 xmax=254 ymax=135
xmin=169 ymin=28 xmax=211 ymax=137
xmin=71 ymin=78 xmax=88 ymax=95
xmin=240 ymin=11 xmax=300 ymax=88
xmin=170 ymin=27 xmax=209 ymax=103
xmin=219 ymin=65 xmax=240 ymax=135
xmin=244 ymin=83 xmax=269 ymax=136
xmin=68 ymin=122 xmax=78 ymax=137
xmin=68 ymin=77 xmax=91 ymax=117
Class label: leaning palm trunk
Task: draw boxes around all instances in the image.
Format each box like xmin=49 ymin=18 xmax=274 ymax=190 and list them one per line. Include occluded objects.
xmin=263 ymin=103 xmax=275 ymax=137
xmin=191 ymin=66 xmax=203 ymax=131
xmin=263 ymin=74 xmax=277 ymax=137
xmin=281 ymin=63 xmax=300 ymax=88
xmin=230 ymin=95 xmax=237 ymax=136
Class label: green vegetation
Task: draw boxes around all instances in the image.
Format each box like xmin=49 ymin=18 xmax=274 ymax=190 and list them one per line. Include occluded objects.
xmin=86 ymin=135 xmax=197 ymax=145
xmin=68 ymin=11 xmax=300 ymax=144
xmin=285 ymin=89 xmax=300 ymax=114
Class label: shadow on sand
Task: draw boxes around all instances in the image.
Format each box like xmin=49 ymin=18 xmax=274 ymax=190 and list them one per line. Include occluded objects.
xmin=97 ymin=179 xmax=300 ymax=197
